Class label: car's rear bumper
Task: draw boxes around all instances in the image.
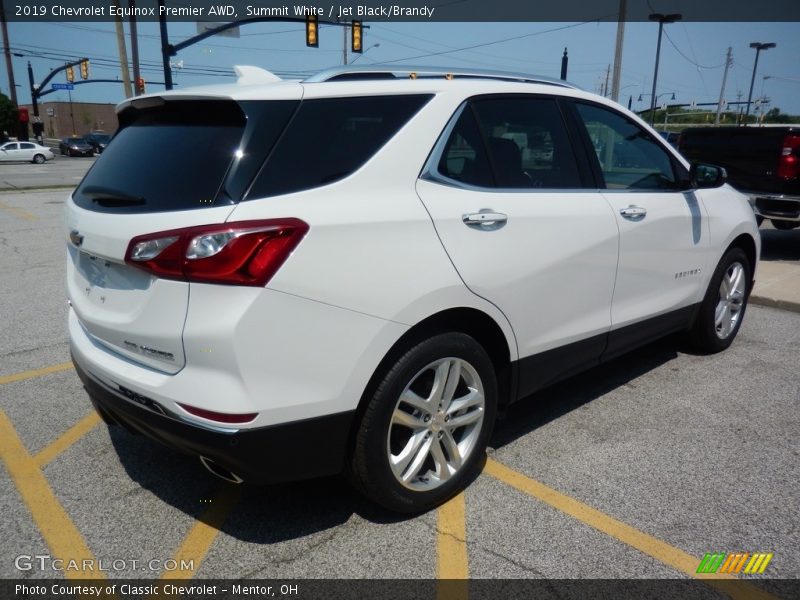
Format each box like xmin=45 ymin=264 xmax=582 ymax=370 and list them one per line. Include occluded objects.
xmin=73 ymin=357 xmax=355 ymax=484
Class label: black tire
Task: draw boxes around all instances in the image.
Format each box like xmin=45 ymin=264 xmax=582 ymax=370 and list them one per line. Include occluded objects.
xmin=772 ymin=219 xmax=799 ymax=231
xmin=348 ymin=332 xmax=497 ymax=513
xmin=688 ymin=247 xmax=751 ymax=353
xmin=32 ymin=154 xmax=46 ymax=164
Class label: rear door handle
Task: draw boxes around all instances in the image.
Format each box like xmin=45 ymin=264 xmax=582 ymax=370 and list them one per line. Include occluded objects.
xmin=462 ymin=211 xmax=508 ymax=228
xmin=619 ymin=205 xmax=647 ymax=220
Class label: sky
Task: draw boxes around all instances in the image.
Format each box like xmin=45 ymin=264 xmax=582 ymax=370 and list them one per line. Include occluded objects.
xmin=3 ymin=19 xmax=800 ymax=118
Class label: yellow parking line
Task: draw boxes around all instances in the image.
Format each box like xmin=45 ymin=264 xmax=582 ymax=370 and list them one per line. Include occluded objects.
xmin=35 ymin=412 xmax=101 ymax=468
xmin=161 ymin=484 xmax=242 ymax=579
xmin=437 ymin=492 xmax=469 ymax=600
xmin=0 ymin=361 xmax=74 ymax=385
xmin=484 ymin=459 xmax=777 ymax=600
xmin=0 ymin=410 xmax=104 ymax=580
xmin=0 ymin=199 xmax=36 ymax=221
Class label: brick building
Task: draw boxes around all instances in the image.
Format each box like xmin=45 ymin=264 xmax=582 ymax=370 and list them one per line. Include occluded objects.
xmin=20 ymin=101 xmax=118 ymax=140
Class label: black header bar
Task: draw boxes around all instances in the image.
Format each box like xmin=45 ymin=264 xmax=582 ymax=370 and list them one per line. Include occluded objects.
xmin=3 ymin=0 xmax=800 ymax=22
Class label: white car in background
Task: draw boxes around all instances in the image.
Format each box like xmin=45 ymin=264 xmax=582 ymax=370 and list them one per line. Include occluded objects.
xmin=0 ymin=141 xmax=54 ymax=164
xmin=66 ymin=66 xmax=760 ymax=513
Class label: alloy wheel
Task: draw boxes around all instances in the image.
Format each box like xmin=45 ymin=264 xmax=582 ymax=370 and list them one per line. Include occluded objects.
xmin=714 ymin=261 xmax=746 ymax=339
xmin=387 ymin=357 xmax=485 ymax=491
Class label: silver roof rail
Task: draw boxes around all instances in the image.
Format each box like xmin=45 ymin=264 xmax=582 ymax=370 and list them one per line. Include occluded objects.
xmin=304 ymin=65 xmax=579 ymax=89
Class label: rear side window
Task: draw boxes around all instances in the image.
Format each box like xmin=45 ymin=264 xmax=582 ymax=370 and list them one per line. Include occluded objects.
xmin=437 ymin=107 xmax=494 ymax=188
xmin=73 ymin=101 xmax=247 ymax=213
xmin=247 ymin=95 xmax=432 ymax=199
xmin=432 ymin=96 xmax=584 ymax=190
xmin=472 ymin=97 xmax=582 ymax=189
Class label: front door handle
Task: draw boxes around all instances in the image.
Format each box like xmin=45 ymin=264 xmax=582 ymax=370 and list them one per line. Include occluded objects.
xmin=619 ymin=205 xmax=647 ymax=220
xmin=462 ymin=211 xmax=508 ymax=228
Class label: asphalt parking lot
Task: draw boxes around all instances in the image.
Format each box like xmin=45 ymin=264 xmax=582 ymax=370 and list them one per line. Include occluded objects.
xmin=0 ymin=154 xmax=97 ymax=191
xmin=1 ymin=187 xmax=798 ymax=599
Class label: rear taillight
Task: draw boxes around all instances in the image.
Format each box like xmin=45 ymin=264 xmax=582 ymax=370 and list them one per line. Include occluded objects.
xmin=125 ymin=218 xmax=308 ymax=286
xmin=777 ymin=133 xmax=800 ymax=179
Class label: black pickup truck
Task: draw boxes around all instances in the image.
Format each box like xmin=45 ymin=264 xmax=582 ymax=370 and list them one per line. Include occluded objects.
xmin=678 ymin=126 xmax=800 ymax=229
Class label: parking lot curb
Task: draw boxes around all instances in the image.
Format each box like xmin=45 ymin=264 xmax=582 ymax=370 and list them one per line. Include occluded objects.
xmin=749 ymin=294 xmax=800 ymax=314
xmin=0 ymin=185 xmax=76 ymax=193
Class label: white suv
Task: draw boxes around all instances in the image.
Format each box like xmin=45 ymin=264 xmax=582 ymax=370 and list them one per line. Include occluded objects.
xmin=67 ymin=66 xmax=759 ymax=512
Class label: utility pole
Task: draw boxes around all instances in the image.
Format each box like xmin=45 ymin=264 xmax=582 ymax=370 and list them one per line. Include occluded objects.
xmin=603 ymin=64 xmax=611 ymax=97
xmin=648 ymin=13 xmax=681 ymax=125
xmin=129 ymin=0 xmax=141 ymax=95
xmin=714 ymin=47 xmax=732 ymax=126
xmin=560 ymin=48 xmax=568 ymax=81
xmin=610 ymin=0 xmax=626 ymax=102
xmin=342 ymin=20 xmax=348 ymax=65
xmin=736 ymin=90 xmax=743 ymax=125
xmin=113 ymin=0 xmax=132 ymax=98
xmin=0 ymin=3 xmax=18 ymax=107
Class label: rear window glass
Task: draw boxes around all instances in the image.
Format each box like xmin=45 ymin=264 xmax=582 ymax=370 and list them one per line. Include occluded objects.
xmin=73 ymin=100 xmax=246 ymax=213
xmin=247 ymin=94 xmax=432 ymax=199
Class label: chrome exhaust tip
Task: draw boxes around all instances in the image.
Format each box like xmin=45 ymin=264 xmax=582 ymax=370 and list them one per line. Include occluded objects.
xmin=199 ymin=456 xmax=243 ymax=484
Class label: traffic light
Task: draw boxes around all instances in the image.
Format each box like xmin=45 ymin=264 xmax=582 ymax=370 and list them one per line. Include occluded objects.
xmin=136 ymin=77 xmax=146 ymax=94
xmin=66 ymin=65 xmax=74 ymax=82
xmin=80 ymin=59 xmax=89 ymax=80
xmin=351 ymin=21 xmax=362 ymax=53
xmin=305 ymin=15 xmax=318 ymax=48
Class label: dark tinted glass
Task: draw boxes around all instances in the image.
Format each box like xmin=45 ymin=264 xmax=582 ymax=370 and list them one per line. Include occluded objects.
xmin=437 ymin=107 xmax=494 ymax=188
xmin=472 ymin=97 xmax=582 ymax=189
xmin=73 ymin=101 xmax=246 ymax=213
xmin=575 ymin=102 xmax=677 ymax=190
xmin=247 ymin=95 xmax=431 ymax=199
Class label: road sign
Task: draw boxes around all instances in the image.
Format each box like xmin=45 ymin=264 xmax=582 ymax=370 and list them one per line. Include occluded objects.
xmin=51 ymin=83 xmax=74 ymax=91
xmin=196 ymin=22 xmax=239 ymax=38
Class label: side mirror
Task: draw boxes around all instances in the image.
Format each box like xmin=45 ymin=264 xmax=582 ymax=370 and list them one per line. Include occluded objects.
xmin=691 ymin=163 xmax=727 ymax=189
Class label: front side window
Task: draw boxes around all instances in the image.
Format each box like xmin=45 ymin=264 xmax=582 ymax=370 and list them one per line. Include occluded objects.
xmin=574 ymin=102 xmax=677 ymax=190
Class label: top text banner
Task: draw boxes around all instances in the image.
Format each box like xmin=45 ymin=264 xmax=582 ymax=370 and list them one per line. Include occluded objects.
xmin=4 ymin=0 xmax=800 ymax=22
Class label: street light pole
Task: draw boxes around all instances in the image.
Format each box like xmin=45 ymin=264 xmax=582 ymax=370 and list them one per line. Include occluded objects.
xmin=745 ymin=42 xmax=775 ymax=124
xmin=349 ymin=43 xmax=379 ymax=64
xmin=648 ymin=13 xmax=681 ymax=126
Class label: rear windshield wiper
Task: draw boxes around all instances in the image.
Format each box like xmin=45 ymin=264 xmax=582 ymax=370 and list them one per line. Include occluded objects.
xmin=81 ymin=186 xmax=146 ymax=206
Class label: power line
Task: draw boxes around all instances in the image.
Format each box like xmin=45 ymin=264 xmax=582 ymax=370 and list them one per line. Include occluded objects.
xmin=379 ymin=18 xmax=613 ymax=65
xmin=661 ymin=29 xmax=725 ymax=70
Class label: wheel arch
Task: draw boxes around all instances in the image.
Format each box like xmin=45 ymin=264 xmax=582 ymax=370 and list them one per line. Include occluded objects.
xmin=725 ymin=233 xmax=758 ymax=289
xmin=346 ymin=307 xmax=514 ymax=456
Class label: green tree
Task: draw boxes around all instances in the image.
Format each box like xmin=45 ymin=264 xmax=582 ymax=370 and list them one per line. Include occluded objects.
xmin=762 ymin=107 xmax=800 ymax=124
xmin=0 ymin=93 xmax=18 ymax=137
